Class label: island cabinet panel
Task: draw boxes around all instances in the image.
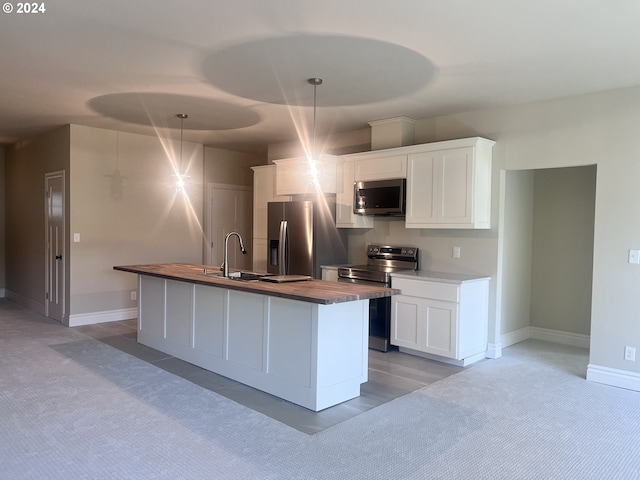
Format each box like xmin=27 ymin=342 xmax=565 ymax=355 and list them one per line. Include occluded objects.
xmin=193 ymin=285 xmax=224 ymax=358
xmin=165 ymin=280 xmax=193 ymax=348
xmin=267 ymin=298 xmax=313 ymax=387
xmin=138 ymin=275 xmax=165 ymax=341
xmin=135 ymin=274 xmax=370 ymax=411
xmin=226 ymin=290 xmax=265 ymax=372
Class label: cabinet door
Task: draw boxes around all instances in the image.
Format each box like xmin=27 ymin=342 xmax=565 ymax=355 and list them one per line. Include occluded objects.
xmin=406 ymin=147 xmax=473 ymax=228
xmin=336 ymin=161 xmax=374 ymax=228
xmin=391 ymin=295 xmax=423 ymax=350
xmin=422 ymin=299 xmax=457 ymax=358
xmin=406 ymin=151 xmax=437 ymax=225
xmin=438 ymin=147 xmax=473 ymax=224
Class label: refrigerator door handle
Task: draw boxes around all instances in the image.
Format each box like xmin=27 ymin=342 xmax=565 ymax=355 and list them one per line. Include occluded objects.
xmin=278 ymin=220 xmax=287 ymax=275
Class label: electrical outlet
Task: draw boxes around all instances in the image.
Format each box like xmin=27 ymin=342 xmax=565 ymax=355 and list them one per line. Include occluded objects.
xmin=453 ymin=246 xmax=461 ymax=258
xmin=629 ymin=250 xmax=640 ymax=264
xmin=130 ymin=291 xmax=137 ymax=301
xmin=73 ymin=233 xmax=81 ymax=243
xmin=624 ymin=346 xmax=636 ymax=361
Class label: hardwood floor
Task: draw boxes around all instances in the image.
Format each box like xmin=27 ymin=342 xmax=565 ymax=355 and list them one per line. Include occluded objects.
xmin=76 ymin=319 xmax=464 ymax=434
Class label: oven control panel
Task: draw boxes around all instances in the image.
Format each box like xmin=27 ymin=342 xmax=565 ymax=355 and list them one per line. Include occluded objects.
xmin=367 ymin=244 xmax=418 ymax=261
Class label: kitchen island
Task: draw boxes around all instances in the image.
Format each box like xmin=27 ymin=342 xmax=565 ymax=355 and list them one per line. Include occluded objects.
xmin=114 ymin=263 xmax=399 ymax=411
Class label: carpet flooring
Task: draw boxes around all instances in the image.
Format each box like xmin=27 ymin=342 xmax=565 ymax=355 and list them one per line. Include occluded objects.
xmin=1 ymin=299 xmax=639 ymax=479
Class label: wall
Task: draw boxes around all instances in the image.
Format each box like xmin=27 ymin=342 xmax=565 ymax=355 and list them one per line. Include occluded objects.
xmin=498 ymin=170 xmax=534 ymax=341
xmin=69 ymin=125 xmax=204 ymax=324
xmin=0 ymin=147 xmax=5 ymax=293
xmin=5 ymin=126 xmax=71 ymax=314
xmin=204 ymin=147 xmax=265 ymax=186
xmin=531 ymin=166 xmax=595 ymax=336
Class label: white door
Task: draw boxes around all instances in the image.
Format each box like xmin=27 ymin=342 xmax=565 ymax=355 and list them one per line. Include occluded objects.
xmin=45 ymin=172 xmax=65 ymax=323
xmin=207 ymin=184 xmax=252 ymax=270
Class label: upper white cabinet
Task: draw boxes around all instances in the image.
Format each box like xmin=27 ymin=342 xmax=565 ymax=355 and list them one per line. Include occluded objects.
xmin=251 ymin=165 xmax=290 ymax=271
xmin=335 ymin=160 xmax=374 ymax=229
xmin=405 ymin=137 xmax=494 ymax=229
xmin=273 ymin=154 xmax=340 ymax=196
xmin=354 ymin=154 xmax=407 ymax=181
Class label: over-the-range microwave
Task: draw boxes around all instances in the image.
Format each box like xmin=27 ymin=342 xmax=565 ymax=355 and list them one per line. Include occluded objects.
xmin=353 ymin=178 xmax=406 ymax=216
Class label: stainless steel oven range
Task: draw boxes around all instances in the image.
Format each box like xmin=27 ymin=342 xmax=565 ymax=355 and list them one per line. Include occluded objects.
xmin=338 ymin=244 xmax=418 ymax=352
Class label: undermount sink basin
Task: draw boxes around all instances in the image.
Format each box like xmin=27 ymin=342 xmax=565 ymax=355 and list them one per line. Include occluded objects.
xmin=204 ymin=269 xmax=271 ymax=282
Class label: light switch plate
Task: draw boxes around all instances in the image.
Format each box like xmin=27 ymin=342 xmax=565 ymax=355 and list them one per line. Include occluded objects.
xmin=453 ymin=246 xmax=461 ymax=258
xmin=73 ymin=233 xmax=81 ymax=243
xmin=629 ymin=249 xmax=640 ymax=264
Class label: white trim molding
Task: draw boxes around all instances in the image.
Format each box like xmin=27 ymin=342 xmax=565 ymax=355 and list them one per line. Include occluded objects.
xmin=587 ymin=364 xmax=640 ymax=392
xmin=530 ymin=326 xmax=590 ymax=349
xmin=501 ymin=326 xmax=590 ymax=350
xmin=68 ymin=307 xmax=138 ymax=327
xmin=486 ymin=342 xmax=503 ymax=359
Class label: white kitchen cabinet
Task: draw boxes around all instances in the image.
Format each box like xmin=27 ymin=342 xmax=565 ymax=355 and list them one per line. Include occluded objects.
xmin=391 ymin=273 xmax=490 ymax=366
xmin=273 ymin=155 xmax=340 ymax=196
xmin=354 ymin=154 xmax=407 ymax=181
xmin=251 ymin=165 xmax=290 ymax=271
xmin=335 ymin=159 xmax=374 ymax=228
xmin=405 ymin=137 xmax=494 ymax=229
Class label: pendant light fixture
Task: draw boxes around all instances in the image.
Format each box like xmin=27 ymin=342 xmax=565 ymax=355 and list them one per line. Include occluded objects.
xmin=307 ymin=77 xmax=322 ymax=178
xmin=175 ymin=113 xmax=188 ymax=193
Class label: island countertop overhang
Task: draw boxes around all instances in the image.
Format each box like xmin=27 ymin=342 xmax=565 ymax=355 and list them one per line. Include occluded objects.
xmin=114 ymin=263 xmax=399 ymax=305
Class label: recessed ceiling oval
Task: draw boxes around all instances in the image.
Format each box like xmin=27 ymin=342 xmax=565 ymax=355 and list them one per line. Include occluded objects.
xmin=203 ymin=34 xmax=437 ymax=106
xmin=88 ymin=93 xmax=261 ymax=130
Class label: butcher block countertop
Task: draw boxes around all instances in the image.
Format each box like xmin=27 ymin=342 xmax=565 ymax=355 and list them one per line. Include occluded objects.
xmin=114 ymin=263 xmax=399 ymax=305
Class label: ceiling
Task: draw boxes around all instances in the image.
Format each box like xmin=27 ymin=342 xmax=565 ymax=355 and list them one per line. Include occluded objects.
xmin=2 ymin=1 xmax=640 ymax=154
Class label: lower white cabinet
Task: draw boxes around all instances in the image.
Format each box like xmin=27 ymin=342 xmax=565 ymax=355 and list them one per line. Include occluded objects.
xmin=391 ymin=273 xmax=490 ymax=366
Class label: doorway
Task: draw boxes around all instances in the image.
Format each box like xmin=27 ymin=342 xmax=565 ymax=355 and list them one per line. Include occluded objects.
xmin=497 ymin=165 xmax=596 ymax=352
xmin=44 ymin=171 xmax=66 ymax=323
xmin=205 ymin=183 xmax=253 ymax=270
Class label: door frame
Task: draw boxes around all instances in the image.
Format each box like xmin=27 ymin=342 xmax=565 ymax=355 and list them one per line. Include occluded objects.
xmin=44 ymin=170 xmax=66 ymax=323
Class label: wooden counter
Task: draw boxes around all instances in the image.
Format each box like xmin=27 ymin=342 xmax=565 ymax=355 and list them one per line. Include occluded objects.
xmin=114 ymin=263 xmax=399 ymax=304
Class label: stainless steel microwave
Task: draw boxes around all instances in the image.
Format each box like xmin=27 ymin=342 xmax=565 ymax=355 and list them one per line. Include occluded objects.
xmin=354 ymin=178 xmax=406 ymax=216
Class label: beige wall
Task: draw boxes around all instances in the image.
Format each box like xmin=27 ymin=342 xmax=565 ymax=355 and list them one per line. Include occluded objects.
xmin=5 ymin=126 xmax=71 ymax=315
xmin=531 ymin=166 xmax=596 ymax=335
xmin=69 ymin=125 xmax=204 ymax=318
xmin=0 ymin=147 xmax=5 ymax=290
xmin=499 ymin=170 xmax=534 ymax=337
xmin=204 ymin=147 xmax=265 ymax=186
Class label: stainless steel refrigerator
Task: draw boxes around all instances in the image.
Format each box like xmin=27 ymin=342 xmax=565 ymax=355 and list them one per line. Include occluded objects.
xmin=267 ymin=198 xmax=347 ymax=279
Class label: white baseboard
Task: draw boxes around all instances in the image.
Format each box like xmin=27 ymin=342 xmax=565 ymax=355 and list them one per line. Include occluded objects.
xmin=501 ymin=327 xmax=531 ymax=348
xmin=486 ymin=342 xmax=503 ymax=359
xmin=501 ymin=326 xmax=590 ymax=350
xmin=4 ymin=290 xmax=45 ymax=315
xmin=68 ymin=308 xmax=138 ymax=327
xmin=530 ymin=326 xmax=590 ymax=349
xmin=586 ymin=364 xmax=640 ymax=392
xmin=398 ymin=347 xmax=486 ymax=367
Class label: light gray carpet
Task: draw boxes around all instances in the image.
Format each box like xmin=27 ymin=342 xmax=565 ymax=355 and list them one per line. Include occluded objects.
xmin=1 ymin=300 xmax=639 ymax=479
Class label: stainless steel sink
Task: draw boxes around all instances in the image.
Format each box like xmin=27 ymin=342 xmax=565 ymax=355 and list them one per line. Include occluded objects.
xmin=203 ymin=269 xmax=271 ymax=282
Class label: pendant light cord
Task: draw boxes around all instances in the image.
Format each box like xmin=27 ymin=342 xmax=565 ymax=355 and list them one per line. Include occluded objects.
xmin=308 ymin=78 xmax=322 ymax=161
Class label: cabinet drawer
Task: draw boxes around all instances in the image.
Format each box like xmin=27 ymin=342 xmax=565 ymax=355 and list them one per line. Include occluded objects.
xmin=392 ymin=277 xmax=459 ymax=302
